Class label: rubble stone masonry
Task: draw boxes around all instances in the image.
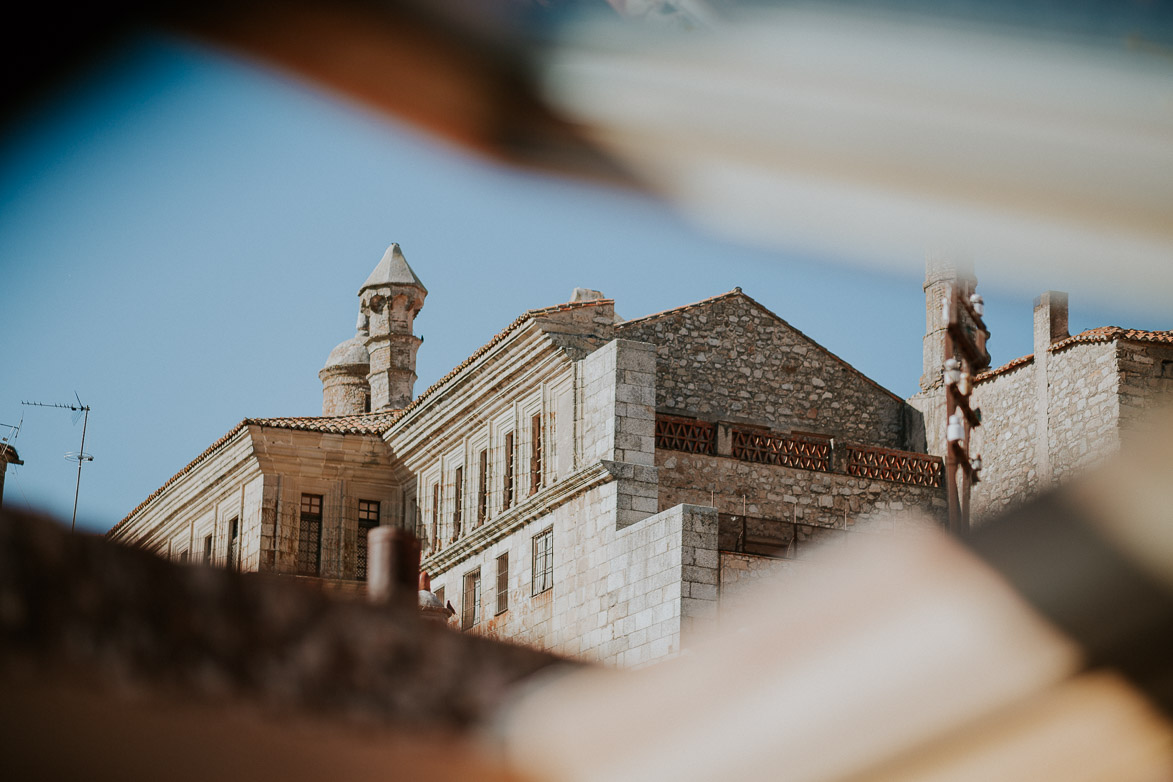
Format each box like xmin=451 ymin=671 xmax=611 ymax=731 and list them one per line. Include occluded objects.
xmin=969 ymin=338 xmax=1173 ymax=519
xmin=616 ymin=293 xmax=912 ymax=449
xmin=657 ymin=450 xmax=946 ymax=536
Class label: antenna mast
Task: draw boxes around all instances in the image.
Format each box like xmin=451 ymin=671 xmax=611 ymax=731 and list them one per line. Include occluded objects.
xmin=22 ymin=395 xmax=93 ymax=532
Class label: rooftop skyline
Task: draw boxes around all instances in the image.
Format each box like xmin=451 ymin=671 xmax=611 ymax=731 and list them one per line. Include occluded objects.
xmin=1 ymin=33 xmax=1164 ymax=533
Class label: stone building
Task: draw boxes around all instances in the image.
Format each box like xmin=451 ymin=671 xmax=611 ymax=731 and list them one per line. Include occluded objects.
xmin=908 ymin=259 xmax=1173 ymax=520
xmin=0 ymin=443 xmax=22 ymax=508
xmin=111 ymin=244 xmax=948 ymax=666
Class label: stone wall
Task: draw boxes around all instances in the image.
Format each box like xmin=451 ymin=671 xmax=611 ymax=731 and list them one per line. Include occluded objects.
xmin=251 ymin=427 xmax=400 ymax=580
xmin=968 ymin=338 xmax=1173 ymax=519
xmin=1047 ymin=341 xmax=1120 ymax=484
xmin=581 ymin=339 xmax=660 ymax=528
xmin=428 ymin=486 xmax=719 ymax=667
xmin=719 ymin=552 xmax=801 ymax=608
xmin=616 ymin=292 xmax=911 ymax=449
xmin=1117 ymin=341 xmax=1173 ymax=445
xmin=656 ymin=450 xmax=946 ymax=532
xmin=968 ymin=362 xmax=1040 ymax=518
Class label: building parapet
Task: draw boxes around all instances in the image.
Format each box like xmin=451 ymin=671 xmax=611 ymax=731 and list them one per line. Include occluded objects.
xmin=655 ymin=414 xmax=943 ymax=489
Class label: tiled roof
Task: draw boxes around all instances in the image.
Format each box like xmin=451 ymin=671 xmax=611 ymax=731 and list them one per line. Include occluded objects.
xmin=109 ymin=413 xmax=398 ymax=537
xmin=248 ymin=412 xmax=401 ymax=434
xmin=976 ymin=327 xmax=1172 ymax=383
xmin=389 ymin=298 xmax=615 ymax=424
xmin=974 ymin=354 xmax=1035 ymax=383
xmin=1051 ymin=326 xmax=1173 ymax=350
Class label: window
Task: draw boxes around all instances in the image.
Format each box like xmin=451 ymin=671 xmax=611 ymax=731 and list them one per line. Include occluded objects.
xmin=462 ymin=568 xmax=481 ymax=630
xmin=226 ymin=517 xmax=239 ymax=570
xmin=431 ymin=482 xmax=440 ymax=552
xmin=503 ymin=432 xmax=515 ymax=510
xmin=434 ymin=585 xmax=445 ymax=606
xmin=496 ymin=552 xmax=509 ymax=615
xmin=530 ymin=413 xmax=543 ymax=495
xmin=297 ymin=493 xmax=323 ymax=576
xmin=178 ymin=550 xmax=189 ymax=564
xmin=203 ymin=534 xmax=213 ymax=564
xmin=532 ymin=528 xmax=553 ymax=595
xmin=477 ymin=449 xmax=489 ymax=526
xmin=452 ymin=466 xmax=464 ymax=541
xmin=356 ymin=500 xmax=380 ymax=581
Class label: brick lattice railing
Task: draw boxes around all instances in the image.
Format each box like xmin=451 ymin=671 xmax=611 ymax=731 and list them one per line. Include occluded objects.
xmin=655 ymin=415 xmax=942 ymax=488
xmin=844 ymin=444 xmax=943 ymax=487
xmin=654 ymin=415 xmax=716 ymax=455
xmin=731 ymin=429 xmax=831 ymax=472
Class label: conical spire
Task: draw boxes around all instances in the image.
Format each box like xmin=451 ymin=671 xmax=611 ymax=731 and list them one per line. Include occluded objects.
xmin=359 ymin=243 xmax=427 ymax=295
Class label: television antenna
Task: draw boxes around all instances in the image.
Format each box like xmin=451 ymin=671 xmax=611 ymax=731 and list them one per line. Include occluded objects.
xmin=22 ymin=394 xmax=93 ymax=532
xmin=0 ymin=414 xmax=21 ymax=446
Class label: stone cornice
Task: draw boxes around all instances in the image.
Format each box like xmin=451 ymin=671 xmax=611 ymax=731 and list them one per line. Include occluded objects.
xmin=421 ymin=461 xmax=614 ymax=573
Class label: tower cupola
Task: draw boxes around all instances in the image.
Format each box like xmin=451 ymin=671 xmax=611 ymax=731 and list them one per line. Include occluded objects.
xmin=359 ymin=243 xmax=427 ymax=411
xmin=319 ymin=311 xmax=372 ymax=416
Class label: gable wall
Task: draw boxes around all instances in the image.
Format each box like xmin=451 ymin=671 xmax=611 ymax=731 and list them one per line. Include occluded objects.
xmin=616 ymin=295 xmax=909 ymax=449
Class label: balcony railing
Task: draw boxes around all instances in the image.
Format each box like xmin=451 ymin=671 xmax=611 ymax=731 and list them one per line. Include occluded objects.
xmin=655 ymin=415 xmax=716 ymax=455
xmin=845 ymin=444 xmax=943 ymax=488
xmin=731 ymin=429 xmax=831 ymax=472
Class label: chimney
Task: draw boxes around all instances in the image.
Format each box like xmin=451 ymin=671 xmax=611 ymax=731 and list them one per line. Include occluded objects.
xmin=1033 ymin=291 xmax=1069 ymax=357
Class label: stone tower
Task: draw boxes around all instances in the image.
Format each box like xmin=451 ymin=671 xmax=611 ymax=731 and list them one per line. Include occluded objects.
xmin=919 ymin=254 xmax=976 ymax=392
xmin=319 ymin=312 xmax=372 ymax=416
xmin=360 ymin=243 xmax=427 ymax=411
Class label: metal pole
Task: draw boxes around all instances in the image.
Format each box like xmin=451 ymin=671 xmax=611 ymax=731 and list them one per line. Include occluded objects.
xmin=71 ymin=406 xmax=88 ymax=533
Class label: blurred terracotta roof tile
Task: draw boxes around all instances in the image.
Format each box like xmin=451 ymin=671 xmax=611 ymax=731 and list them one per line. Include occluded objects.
xmin=976 ymin=327 xmax=1172 ymax=383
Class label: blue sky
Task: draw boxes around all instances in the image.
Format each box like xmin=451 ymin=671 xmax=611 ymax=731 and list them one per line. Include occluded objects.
xmin=0 ymin=33 xmax=1162 ymax=533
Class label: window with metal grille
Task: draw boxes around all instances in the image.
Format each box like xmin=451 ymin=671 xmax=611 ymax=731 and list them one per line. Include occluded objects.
xmin=532 ymin=528 xmax=553 ymax=595
xmin=452 ymin=466 xmax=464 ymax=541
xmin=203 ymin=534 xmax=213 ymax=564
xmin=462 ymin=568 xmax=481 ymax=630
xmin=356 ymin=500 xmax=380 ymax=581
xmin=503 ymin=432 xmax=514 ymax=510
xmin=431 ymin=482 xmax=440 ymax=552
xmin=496 ymin=551 xmax=509 ymax=615
xmin=529 ymin=413 xmax=542 ymax=496
xmin=226 ymin=517 xmax=239 ymax=570
xmin=477 ymin=449 xmax=489 ymax=526
xmin=655 ymin=415 xmax=716 ymax=454
xmin=297 ymin=493 xmax=323 ymax=576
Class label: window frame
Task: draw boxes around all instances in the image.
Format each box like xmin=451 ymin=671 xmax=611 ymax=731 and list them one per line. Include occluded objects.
xmin=532 ymin=527 xmax=553 ymax=596
xmin=502 ymin=431 xmax=515 ymax=511
xmin=452 ymin=465 xmax=464 ymax=541
xmin=495 ymin=551 xmax=509 ymax=615
xmin=477 ymin=448 xmax=489 ymax=526
xmin=297 ymin=493 xmax=324 ymax=576
xmin=356 ymin=499 xmax=380 ymax=581
xmin=462 ymin=568 xmax=482 ymax=630
xmin=430 ymin=481 xmax=441 ymax=552
xmin=529 ymin=413 xmax=543 ymax=496
xmin=226 ymin=517 xmax=240 ymax=571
